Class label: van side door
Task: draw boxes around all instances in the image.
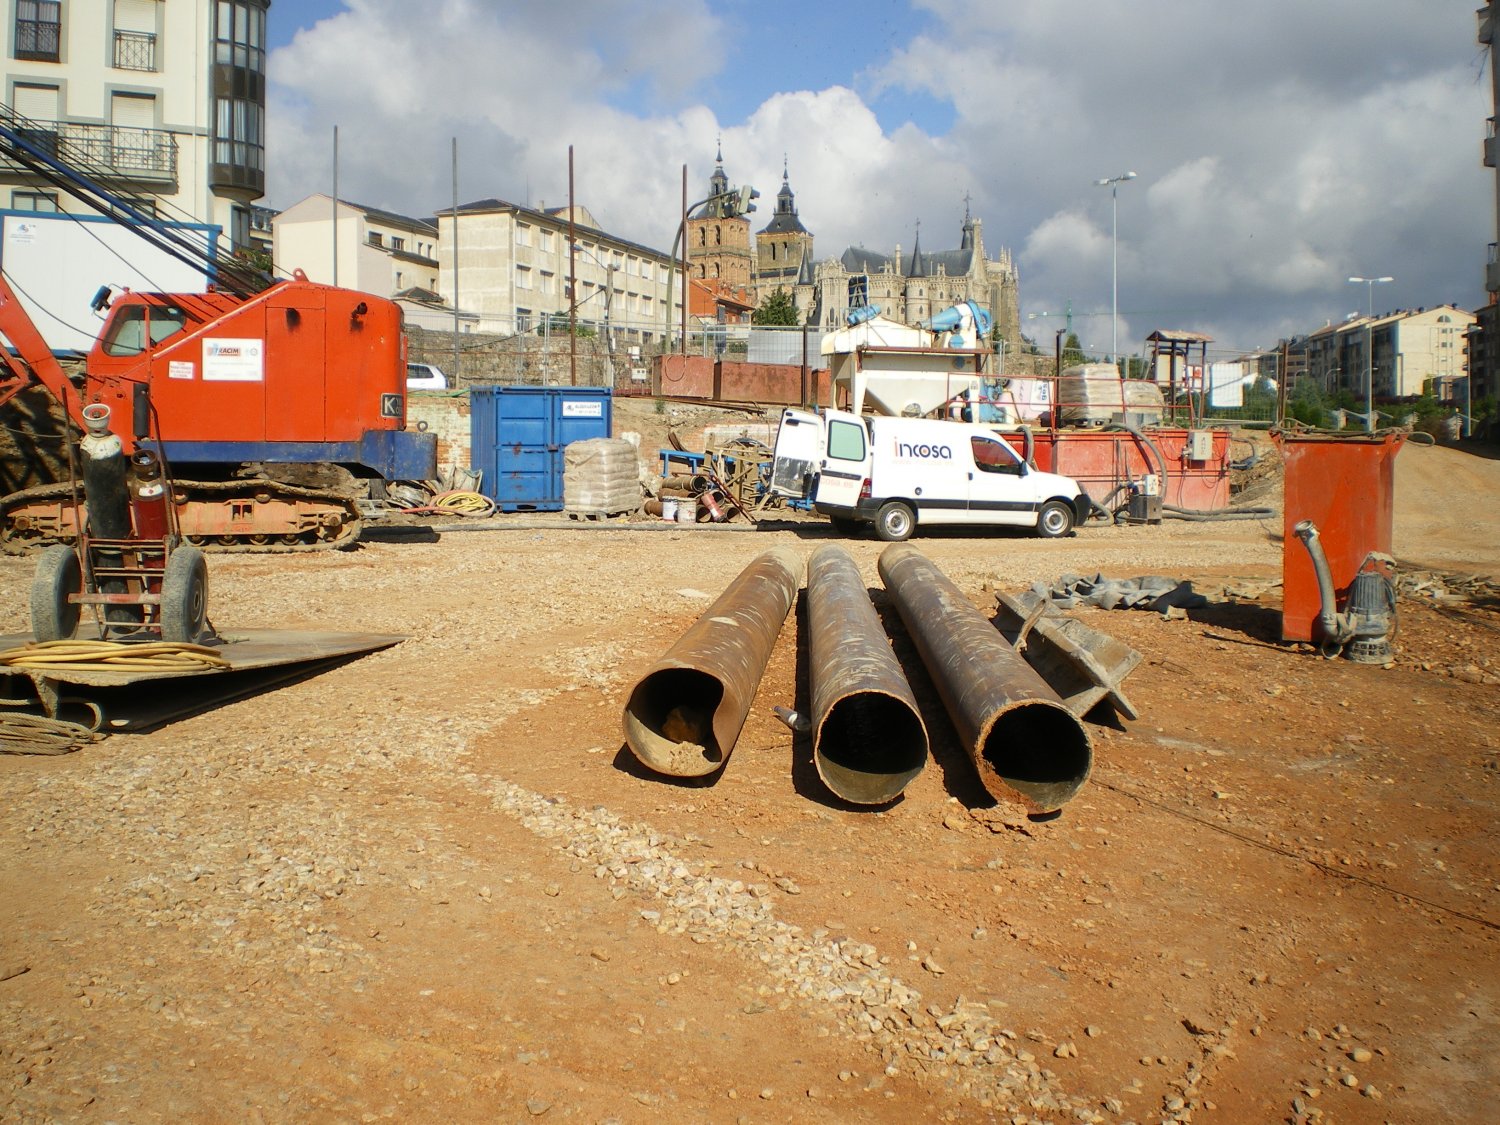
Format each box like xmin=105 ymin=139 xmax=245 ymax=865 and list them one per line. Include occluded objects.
xmin=814 ymin=410 xmax=871 ymax=509
xmin=966 ymin=432 xmax=1036 ymax=527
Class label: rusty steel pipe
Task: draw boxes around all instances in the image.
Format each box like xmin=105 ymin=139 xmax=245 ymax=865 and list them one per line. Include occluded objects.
xmin=623 ymin=547 xmax=802 ymax=777
xmin=807 ymin=544 xmax=927 ymax=804
xmin=877 ymin=544 xmax=1092 ymax=812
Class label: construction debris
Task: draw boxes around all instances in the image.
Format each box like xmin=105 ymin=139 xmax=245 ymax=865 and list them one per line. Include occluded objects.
xmin=991 ymin=589 xmax=1142 ymax=721
xmin=1033 ymin=573 xmax=1209 ymax=614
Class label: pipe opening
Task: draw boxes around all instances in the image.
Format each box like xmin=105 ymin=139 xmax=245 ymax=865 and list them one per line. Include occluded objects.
xmin=623 ymin=667 xmax=726 ymax=775
xmin=980 ymin=700 xmax=1093 ymax=811
xmin=816 ymin=691 xmax=928 ymax=805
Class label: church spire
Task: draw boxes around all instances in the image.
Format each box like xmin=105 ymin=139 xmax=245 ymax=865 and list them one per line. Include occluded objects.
xmin=708 ymin=135 xmax=728 ymax=201
xmin=907 ymin=220 xmax=925 ymax=278
xmin=776 ymin=154 xmax=797 ymax=217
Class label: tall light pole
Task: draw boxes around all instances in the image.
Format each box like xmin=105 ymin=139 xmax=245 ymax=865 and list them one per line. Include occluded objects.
xmin=1348 ymin=275 xmax=1393 ymax=433
xmin=1094 ymin=171 xmax=1137 ymax=368
xmin=571 ymin=242 xmax=615 ymax=355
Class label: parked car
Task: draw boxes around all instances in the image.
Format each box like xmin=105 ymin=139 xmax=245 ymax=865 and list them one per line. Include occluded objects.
xmin=406 ymin=363 xmax=449 ymax=391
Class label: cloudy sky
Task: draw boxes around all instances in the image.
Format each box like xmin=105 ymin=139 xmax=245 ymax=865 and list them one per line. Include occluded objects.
xmin=266 ymin=0 xmax=1491 ymax=357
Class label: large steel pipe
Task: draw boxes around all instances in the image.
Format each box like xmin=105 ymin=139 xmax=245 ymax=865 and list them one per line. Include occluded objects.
xmin=877 ymin=544 xmax=1092 ymax=811
xmin=807 ymin=544 xmax=927 ymax=804
xmin=623 ymin=547 xmax=802 ymax=777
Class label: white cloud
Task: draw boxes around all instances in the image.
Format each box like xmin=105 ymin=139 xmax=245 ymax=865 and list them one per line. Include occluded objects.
xmin=266 ymin=0 xmax=1489 ymax=353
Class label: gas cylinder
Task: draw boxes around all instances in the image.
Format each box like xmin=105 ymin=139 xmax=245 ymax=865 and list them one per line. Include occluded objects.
xmin=128 ymin=449 xmax=170 ymax=543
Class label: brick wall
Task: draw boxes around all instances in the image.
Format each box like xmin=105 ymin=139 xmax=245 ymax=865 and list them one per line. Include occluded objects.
xmin=406 ymin=394 xmax=471 ymax=475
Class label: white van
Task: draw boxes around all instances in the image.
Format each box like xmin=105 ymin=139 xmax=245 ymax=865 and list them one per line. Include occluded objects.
xmin=770 ymin=407 xmax=1090 ymax=541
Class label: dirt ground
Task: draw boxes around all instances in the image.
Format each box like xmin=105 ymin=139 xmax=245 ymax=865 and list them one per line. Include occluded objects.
xmin=2 ymin=409 xmax=1498 ymax=1125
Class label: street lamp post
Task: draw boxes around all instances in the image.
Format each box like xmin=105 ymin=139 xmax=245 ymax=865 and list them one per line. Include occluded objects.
xmin=1094 ymin=171 xmax=1137 ymax=368
xmin=1347 ymin=275 xmax=1394 ymax=433
xmin=571 ymin=242 xmax=615 ymax=355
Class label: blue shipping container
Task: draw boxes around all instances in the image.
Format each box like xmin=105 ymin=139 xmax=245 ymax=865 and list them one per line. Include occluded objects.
xmin=469 ymin=386 xmax=613 ymax=512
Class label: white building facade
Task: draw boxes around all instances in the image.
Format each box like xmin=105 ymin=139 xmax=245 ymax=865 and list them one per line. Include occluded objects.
xmin=2 ymin=0 xmax=268 ymax=250
xmin=436 ymin=199 xmax=682 ymax=344
xmin=273 ymin=193 xmax=440 ymax=296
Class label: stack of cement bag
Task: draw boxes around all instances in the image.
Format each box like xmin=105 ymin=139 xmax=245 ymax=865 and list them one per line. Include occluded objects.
xmin=563 ymin=437 xmax=641 ymax=517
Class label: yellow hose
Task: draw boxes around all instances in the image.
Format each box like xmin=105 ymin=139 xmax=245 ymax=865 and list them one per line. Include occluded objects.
xmin=433 ymin=490 xmax=496 ymax=515
xmin=0 ymin=639 xmax=231 ymax=673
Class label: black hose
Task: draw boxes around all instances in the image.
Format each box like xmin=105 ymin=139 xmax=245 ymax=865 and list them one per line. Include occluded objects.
xmin=1161 ymin=504 xmax=1276 ymax=522
xmin=1228 ymin=437 xmax=1261 ymax=472
xmin=1090 ymin=483 xmax=1129 ymax=522
xmin=1104 ymin=422 xmax=1170 ymax=496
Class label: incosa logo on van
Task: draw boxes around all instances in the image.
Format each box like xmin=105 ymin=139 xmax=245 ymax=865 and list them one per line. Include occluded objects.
xmin=895 ymin=440 xmax=952 ymax=460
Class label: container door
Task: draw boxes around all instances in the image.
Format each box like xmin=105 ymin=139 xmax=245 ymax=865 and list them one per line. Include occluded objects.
xmin=480 ymin=387 xmax=552 ymax=510
xmin=966 ymin=431 xmax=1034 ymax=526
xmin=815 ymin=410 xmax=869 ymax=509
xmin=769 ymin=408 xmax=823 ymax=500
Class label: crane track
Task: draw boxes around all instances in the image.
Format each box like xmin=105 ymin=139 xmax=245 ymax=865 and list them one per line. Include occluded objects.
xmin=0 ymin=479 xmax=363 ymax=555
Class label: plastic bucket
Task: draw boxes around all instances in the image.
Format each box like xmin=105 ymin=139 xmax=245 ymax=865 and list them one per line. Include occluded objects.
xmin=676 ymin=497 xmax=697 ymax=524
xmin=661 ymin=497 xmax=679 ymax=522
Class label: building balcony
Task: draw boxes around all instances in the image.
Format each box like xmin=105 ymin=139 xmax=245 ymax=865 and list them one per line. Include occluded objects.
xmin=1 ymin=120 xmax=177 ymax=186
xmin=113 ymin=30 xmax=158 ymax=72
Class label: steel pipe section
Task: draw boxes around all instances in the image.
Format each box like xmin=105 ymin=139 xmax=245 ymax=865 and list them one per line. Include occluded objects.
xmin=877 ymin=544 xmax=1092 ymax=812
xmin=807 ymin=544 xmax=927 ymax=804
xmin=623 ymin=547 xmax=802 ymax=778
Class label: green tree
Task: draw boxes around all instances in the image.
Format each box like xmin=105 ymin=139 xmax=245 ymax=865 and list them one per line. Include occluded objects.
xmin=1286 ymin=376 xmax=1330 ymax=428
xmin=752 ymin=287 xmax=799 ymax=326
xmin=1062 ymin=332 xmax=1087 ymax=368
xmin=536 ymin=313 xmax=595 ymax=338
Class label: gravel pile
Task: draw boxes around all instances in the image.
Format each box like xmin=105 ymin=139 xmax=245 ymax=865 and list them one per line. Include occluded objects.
xmin=482 ymin=775 xmax=1103 ymax=1122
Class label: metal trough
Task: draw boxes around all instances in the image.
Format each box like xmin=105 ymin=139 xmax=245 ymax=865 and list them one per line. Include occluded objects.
xmin=623 ymin=547 xmax=801 ymax=777
xmin=0 ymin=630 xmax=405 ymax=733
xmin=877 ymin=545 xmax=1092 ymax=812
xmin=807 ymin=544 xmax=927 ymax=804
xmin=991 ymin=589 xmax=1141 ymax=720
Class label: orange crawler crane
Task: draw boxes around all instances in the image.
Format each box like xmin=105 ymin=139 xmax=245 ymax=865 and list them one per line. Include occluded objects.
xmin=0 ymin=103 xmax=436 ymax=553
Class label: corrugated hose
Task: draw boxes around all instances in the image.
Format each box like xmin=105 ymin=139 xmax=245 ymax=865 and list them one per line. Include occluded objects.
xmin=0 ymin=707 xmax=105 ymax=755
xmin=399 ymin=490 xmax=497 ymax=517
xmin=0 ymin=639 xmax=232 ymax=674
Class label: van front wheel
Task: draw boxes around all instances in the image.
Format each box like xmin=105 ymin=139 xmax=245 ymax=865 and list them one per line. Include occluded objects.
xmin=1036 ymin=500 xmax=1074 ymax=539
xmin=874 ymin=502 xmax=915 ymax=542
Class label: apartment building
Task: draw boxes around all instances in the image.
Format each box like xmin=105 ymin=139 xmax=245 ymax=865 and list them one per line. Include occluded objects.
xmin=1304 ymin=306 xmax=1474 ymax=400
xmin=2 ymin=0 xmax=268 ymax=249
xmin=274 ymin=193 xmax=440 ymax=296
xmin=436 ymin=198 xmax=681 ymax=343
